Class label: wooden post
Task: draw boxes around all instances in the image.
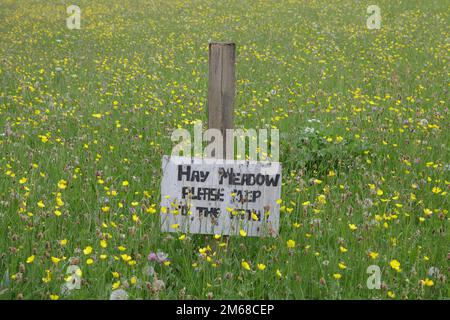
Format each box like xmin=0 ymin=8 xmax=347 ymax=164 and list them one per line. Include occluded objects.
xmin=208 ymin=42 xmax=235 ymax=159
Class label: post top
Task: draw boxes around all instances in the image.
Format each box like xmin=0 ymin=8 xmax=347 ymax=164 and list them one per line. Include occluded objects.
xmin=209 ymin=41 xmax=235 ymax=46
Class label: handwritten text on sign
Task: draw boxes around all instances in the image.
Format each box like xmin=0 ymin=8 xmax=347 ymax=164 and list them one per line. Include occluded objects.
xmin=160 ymin=156 xmax=281 ymax=237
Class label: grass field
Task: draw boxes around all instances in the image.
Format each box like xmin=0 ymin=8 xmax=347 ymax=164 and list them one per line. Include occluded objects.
xmin=0 ymin=0 xmax=448 ymax=300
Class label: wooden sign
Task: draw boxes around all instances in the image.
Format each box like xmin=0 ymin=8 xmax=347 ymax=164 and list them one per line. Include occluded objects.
xmin=160 ymin=156 xmax=281 ymax=237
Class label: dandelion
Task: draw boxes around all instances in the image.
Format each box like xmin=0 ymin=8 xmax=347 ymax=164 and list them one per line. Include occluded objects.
xmin=58 ymin=179 xmax=67 ymax=190
xmin=241 ymin=261 xmax=251 ymax=271
xmin=26 ymin=255 xmax=35 ymax=264
xmin=339 ymin=246 xmax=348 ymax=253
xmin=37 ymin=200 xmax=45 ymax=208
xmin=112 ymin=281 xmax=121 ymax=290
xmin=431 ymin=187 xmax=442 ymax=194
xmin=333 ymin=273 xmax=342 ymax=280
xmin=121 ymin=254 xmax=132 ymax=262
xmin=348 ymin=223 xmax=357 ymax=231
xmin=51 ymin=257 xmax=61 ymax=264
xmin=83 ymin=246 xmax=93 ymax=255
xmin=257 ymin=263 xmax=266 ymax=271
xmin=49 ymin=294 xmax=59 ymax=300
xmin=146 ymin=207 xmax=156 ymax=214
xmin=239 ymin=229 xmax=247 ymax=237
xmin=420 ymin=278 xmax=434 ymax=287
xmin=390 ymin=259 xmax=402 ymax=272
xmin=317 ymin=194 xmax=326 ymax=204
xmin=287 ymin=239 xmax=296 ymax=249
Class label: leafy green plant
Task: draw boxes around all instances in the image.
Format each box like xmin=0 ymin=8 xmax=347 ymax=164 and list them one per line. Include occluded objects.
xmin=280 ymin=126 xmax=370 ymax=175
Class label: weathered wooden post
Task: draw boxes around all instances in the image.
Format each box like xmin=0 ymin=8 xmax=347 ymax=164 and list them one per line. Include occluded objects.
xmin=160 ymin=42 xmax=281 ymax=237
xmin=207 ymin=42 xmax=235 ymax=159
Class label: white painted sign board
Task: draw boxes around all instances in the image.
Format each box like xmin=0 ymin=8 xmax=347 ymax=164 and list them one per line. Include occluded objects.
xmin=160 ymin=156 xmax=281 ymax=237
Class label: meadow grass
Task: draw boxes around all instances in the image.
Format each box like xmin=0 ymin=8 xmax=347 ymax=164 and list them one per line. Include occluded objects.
xmin=0 ymin=0 xmax=448 ymax=299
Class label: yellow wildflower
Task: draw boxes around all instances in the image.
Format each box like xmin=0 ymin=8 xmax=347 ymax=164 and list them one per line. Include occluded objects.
xmin=83 ymin=246 xmax=93 ymax=255
xmin=257 ymin=263 xmax=266 ymax=271
xmin=339 ymin=246 xmax=348 ymax=253
xmin=287 ymin=239 xmax=296 ymax=249
xmin=420 ymin=278 xmax=434 ymax=287
xmin=51 ymin=257 xmax=61 ymax=264
xmin=112 ymin=281 xmax=121 ymax=290
xmin=390 ymin=259 xmax=401 ymax=272
xmin=241 ymin=261 xmax=251 ymax=271
xmin=369 ymin=251 xmax=379 ymax=260
xmin=58 ymin=180 xmax=67 ymax=190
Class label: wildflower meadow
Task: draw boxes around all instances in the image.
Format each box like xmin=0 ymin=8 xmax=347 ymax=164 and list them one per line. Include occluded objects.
xmin=0 ymin=0 xmax=448 ymax=300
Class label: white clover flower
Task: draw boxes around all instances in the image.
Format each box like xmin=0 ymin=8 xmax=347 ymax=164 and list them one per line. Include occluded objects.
xmin=304 ymin=127 xmax=316 ymax=134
